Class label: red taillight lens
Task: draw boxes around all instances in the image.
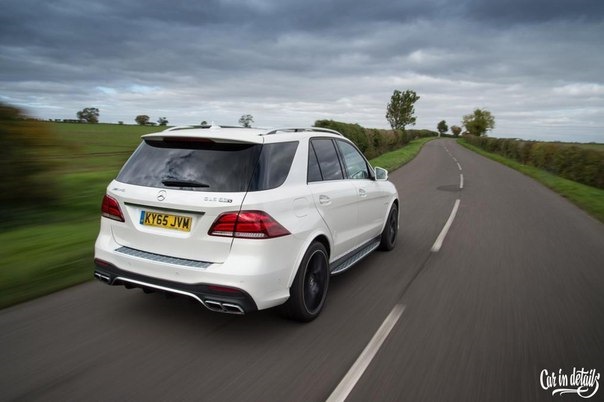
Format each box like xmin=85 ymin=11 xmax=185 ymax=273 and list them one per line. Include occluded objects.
xmin=101 ymin=194 xmax=125 ymax=222
xmin=209 ymin=211 xmax=290 ymax=239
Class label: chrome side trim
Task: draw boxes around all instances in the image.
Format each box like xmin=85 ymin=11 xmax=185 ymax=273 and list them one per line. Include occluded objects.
xmin=114 ymin=276 xmax=206 ymax=305
xmin=115 ymin=246 xmax=211 ymax=269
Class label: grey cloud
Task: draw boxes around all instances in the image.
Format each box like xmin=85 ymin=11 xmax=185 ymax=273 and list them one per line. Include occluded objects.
xmin=0 ymin=0 xmax=603 ymax=142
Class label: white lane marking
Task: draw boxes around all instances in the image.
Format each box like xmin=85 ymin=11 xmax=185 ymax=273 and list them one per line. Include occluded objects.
xmin=459 ymin=174 xmax=464 ymax=190
xmin=456 ymin=162 xmax=462 ymax=171
xmin=326 ymin=304 xmax=406 ymax=402
xmin=431 ymin=199 xmax=461 ymax=253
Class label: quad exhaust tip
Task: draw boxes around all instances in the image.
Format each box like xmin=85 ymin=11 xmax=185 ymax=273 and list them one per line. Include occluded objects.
xmin=204 ymin=300 xmax=245 ymax=315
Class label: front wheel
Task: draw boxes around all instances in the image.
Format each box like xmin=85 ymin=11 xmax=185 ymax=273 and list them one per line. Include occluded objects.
xmin=378 ymin=203 xmax=398 ymax=251
xmin=282 ymin=242 xmax=329 ymax=322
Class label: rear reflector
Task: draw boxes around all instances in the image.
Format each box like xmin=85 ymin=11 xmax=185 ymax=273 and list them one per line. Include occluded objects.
xmin=208 ymin=211 xmax=290 ymax=239
xmin=207 ymin=285 xmax=243 ymax=294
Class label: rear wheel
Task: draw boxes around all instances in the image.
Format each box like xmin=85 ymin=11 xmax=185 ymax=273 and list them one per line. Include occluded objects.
xmin=379 ymin=203 xmax=398 ymax=251
xmin=283 ymin=242 xmax=329 ymax=322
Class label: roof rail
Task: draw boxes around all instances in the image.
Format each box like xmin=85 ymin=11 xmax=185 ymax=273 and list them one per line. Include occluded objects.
xmin=164 ymin=125 xmax=210 ymax=131
xmin=263 ymin=127 xmax=343 ymax=136
xmin=164 ymin=124 xmax=252 ymax=132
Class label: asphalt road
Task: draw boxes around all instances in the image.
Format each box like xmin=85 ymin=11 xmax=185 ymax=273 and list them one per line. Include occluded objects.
xmin=2 ymin=139 xmax=603 ymax=401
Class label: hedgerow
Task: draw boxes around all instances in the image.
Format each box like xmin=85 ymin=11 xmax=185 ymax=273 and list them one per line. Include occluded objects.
xmin=463 ymin=135 xmax=604 ymax=189
xmin=314 ymin=119 xmax=437 ymax=160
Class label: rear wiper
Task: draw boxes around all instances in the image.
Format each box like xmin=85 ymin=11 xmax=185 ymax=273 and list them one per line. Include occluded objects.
xmin=162 ymin=179 xmax=210 ymax=188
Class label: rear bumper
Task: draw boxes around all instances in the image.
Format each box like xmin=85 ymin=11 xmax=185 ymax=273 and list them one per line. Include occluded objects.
xmin=94 ymin=259 xmax=257 ymax=314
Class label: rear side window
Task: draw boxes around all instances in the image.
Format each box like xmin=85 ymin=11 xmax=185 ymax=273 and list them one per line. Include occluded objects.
xmin=310 ymin=139 xmax=344 ymax=181
xmin=116 ymin=139 xmax=297 ymax=193
xmin=248 ymin=141 xmax=298 ymax=191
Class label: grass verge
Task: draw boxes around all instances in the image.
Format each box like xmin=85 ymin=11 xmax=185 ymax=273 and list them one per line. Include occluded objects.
xmin=459 ymin=139 xmax=604 ymax=223
xmin=370 ymin=137 xmax=436 ymax=171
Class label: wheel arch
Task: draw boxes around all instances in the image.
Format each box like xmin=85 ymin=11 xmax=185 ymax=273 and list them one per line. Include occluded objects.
xmin=286 ymin=231 xmax=332 ymax=287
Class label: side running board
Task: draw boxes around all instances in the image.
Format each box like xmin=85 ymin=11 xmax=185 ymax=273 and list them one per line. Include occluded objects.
xmin=329 ymin=237 xmax=381 ymax=275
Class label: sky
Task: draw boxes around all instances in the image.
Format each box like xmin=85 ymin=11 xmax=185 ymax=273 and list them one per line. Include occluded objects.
xmin=1 ymin=0 xmax=603 ymax=142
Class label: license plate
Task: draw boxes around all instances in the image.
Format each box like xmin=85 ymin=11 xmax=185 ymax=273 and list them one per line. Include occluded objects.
xmin=140 ymin=211 xmax=192 ymax=232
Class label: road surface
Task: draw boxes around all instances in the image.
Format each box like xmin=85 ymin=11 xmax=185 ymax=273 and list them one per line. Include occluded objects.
xmin=2 ymin=139 xmax=603 ymax=401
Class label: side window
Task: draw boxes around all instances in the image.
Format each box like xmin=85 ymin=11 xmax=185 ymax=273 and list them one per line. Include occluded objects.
xmin=336 ymin=140 xmax=370 ymax=180
xmin=310 ymin=139 xmax=344 ymax=181
xmin=249 ymin=141 xmax=299 ymax=191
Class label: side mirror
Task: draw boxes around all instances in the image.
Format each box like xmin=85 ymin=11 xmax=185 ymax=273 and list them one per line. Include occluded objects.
xmin=374 ymin=167 xmax=388 ymax=181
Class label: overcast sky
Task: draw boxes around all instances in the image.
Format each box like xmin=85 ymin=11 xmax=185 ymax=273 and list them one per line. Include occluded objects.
xmin=1 ymin=0 xmax=603 ymax=142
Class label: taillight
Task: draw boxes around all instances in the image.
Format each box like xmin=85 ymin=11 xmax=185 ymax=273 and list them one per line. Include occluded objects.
xmin=209 ymin=211 xmax=290 ymax=239
xmin=101 ymin=194 xmax=125 ymax=222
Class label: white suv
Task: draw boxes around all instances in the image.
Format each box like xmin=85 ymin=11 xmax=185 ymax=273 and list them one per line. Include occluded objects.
xmin=94 ymin=125 xmax=399 ymax=321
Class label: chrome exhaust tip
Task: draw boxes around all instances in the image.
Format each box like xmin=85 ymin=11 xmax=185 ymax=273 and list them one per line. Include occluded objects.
xmin=204 ymin=300 xmax=245 ymax=315
xmin=94 ymin=272 xmax=111 ymax=284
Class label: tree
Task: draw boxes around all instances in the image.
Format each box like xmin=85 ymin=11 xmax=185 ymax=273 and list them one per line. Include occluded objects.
xmin=437 ymin=120 xmax=448 ymax=136
xmin=200 ymin=120 xmax=208 ymax=125
xmin=135 ymin=115 xmax=150 ymax=125
xmin=462 ymin=108 xmax=495 ymax=136
xmin=158 ymin=117 xmax=169 ymax=126
xmin=385 ymin=89 xmax=420 ymax=131
xmin=451 ymin=125 xmax=462 ymax=137
xmin=239 ymin=114 xmax=254 ymax=128
xmin=77 ymin=107 xmax=99 ymax=123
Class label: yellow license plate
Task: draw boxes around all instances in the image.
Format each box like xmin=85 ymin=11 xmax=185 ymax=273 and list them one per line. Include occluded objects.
xmin=140 ymin=211 xmax=192 ymax=232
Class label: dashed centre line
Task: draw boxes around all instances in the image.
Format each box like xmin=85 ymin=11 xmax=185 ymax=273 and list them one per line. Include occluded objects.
xmin=326 ymin=304 xmax=406 ymax=402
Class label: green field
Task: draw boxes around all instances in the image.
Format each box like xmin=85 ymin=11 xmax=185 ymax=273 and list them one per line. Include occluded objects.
xmin=551 ymin=142 xmax=604 ymax=151
xmin=1 ymin=123 xmax=162 ymax=309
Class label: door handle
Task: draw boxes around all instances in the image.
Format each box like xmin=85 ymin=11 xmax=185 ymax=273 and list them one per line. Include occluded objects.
xmin=358 ymin=188 xmax=367 ymax=197
xmin=319 ymin=195 xmax=331 ymax=205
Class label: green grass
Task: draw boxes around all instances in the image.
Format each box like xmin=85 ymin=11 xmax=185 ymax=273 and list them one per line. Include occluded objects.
xmin=1 ymin=122 xmax=160 ymax=309
xmin=459 ymin=139 xmax=604 ymax=223
xmin=0 ymin=221 xmax=99 ymax=308
xmin=370 ymin=137 xmax=437 ymax=171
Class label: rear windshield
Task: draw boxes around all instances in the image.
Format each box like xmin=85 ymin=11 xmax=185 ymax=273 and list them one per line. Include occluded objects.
xmin=116 ymin=139 xmax=298 ymax=193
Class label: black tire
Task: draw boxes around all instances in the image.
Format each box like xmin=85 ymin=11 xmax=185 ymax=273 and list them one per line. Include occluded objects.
xmin=282 ymin=242 xmax=330 ymax=322
xmin=378 ymin=203 xmax=398 ymax=251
